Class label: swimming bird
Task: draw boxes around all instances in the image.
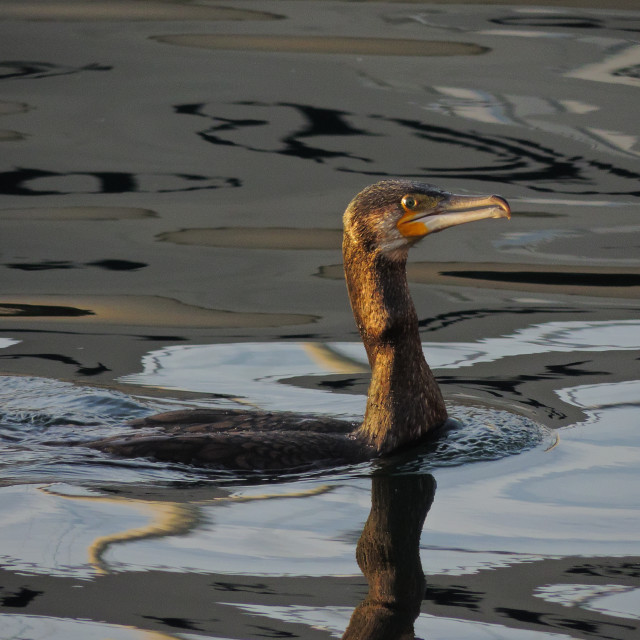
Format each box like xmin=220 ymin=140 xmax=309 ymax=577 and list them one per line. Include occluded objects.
xmin=91 ymin=180 xmax=510 ymax=470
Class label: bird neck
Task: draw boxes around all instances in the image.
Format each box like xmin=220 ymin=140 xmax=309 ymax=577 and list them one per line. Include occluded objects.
xmin=343 ymin=235 xmax=447 ymax=453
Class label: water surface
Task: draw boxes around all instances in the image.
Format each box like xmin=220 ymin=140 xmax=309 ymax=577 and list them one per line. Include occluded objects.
xmin=0 ymin=1 xmax=639 ymax=638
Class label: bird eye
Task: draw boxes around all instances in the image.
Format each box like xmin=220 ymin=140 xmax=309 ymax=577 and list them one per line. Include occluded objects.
xmin=402 ymin=195 xmax=418 ymax=210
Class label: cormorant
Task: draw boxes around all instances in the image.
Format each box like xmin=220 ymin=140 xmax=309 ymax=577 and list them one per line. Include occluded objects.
xmin=91 ymin=180 xmax=510 ymax=470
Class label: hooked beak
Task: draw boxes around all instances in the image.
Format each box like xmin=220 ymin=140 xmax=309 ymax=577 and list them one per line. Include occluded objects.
xmin=398 ymin=193 xmax=511 ymax=238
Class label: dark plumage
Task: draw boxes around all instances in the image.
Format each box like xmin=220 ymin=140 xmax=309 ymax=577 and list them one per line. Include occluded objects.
xmin=95 ymin=407 xmax=366 ymax=470
xmin=91 ymin=180 xmax=510 ymax=471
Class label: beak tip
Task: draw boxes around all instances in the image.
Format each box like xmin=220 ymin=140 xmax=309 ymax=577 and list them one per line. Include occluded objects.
xmin=491 ymin=195 xmax=511 ymax=220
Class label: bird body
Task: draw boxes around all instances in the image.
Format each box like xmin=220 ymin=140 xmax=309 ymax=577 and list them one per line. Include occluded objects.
xmin=91 ymin=180 xmax=510 ymax=471
xmin=97 ymin=407 xmax=368 ymax=470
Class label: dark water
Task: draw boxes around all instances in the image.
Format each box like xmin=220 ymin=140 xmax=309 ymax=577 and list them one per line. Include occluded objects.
xmin=1 ymin=1 xmax=639 ymax=638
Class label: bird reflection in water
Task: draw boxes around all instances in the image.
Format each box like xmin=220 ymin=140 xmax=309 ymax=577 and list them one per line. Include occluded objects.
xmin=343 ymin=472 xmax=436 ymax=640
xmin=37 ymin=472 xmax=435 ymax=638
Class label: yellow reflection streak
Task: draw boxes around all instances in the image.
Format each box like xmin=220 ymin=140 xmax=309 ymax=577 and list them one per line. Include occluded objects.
xmin=104 ymin=627 xmax=182 ymax=640
xmin=544 ymin=432 xmax=560 ymax=452
xmin=40 ymin=483 xmax=334 ymax=574
xmin=302 ymin=342 xmax=368 ymax=374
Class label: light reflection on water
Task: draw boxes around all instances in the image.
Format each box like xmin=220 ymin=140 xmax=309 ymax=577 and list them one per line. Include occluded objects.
xmin=1 ymin=315 xmax=638 ymax=566
xmin=0 ymin=616 xmax=159 ymax=640
xmin=227 ymin=605 xmax=575 ymax=640
xmin=119 ymin=319 xmax=640 ymax=414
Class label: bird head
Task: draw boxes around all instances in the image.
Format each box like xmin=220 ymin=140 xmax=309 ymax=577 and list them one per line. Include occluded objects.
xmin=344 ymin=179 xmax=511 ymax=261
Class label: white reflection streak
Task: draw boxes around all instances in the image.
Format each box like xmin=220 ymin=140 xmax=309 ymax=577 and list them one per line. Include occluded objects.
xmin=534 ymin=583 xmax=634 ymax=609
xmin=0 ymin=615 xmax=159 ymax=640
xmin=223 ymin=602 xmax=584 ymax=639
xmin=424 ymin=78 xmax=640 ymax=158
xmin=584 ymin=587 xmax=640 ymax=621
xmin=567 ymin=43 xmax=640 ymax=88
xmin=429 ymin=319 xmax=640 ymax=369
xmin=558 ymin=379 xmax=640 ymax=410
